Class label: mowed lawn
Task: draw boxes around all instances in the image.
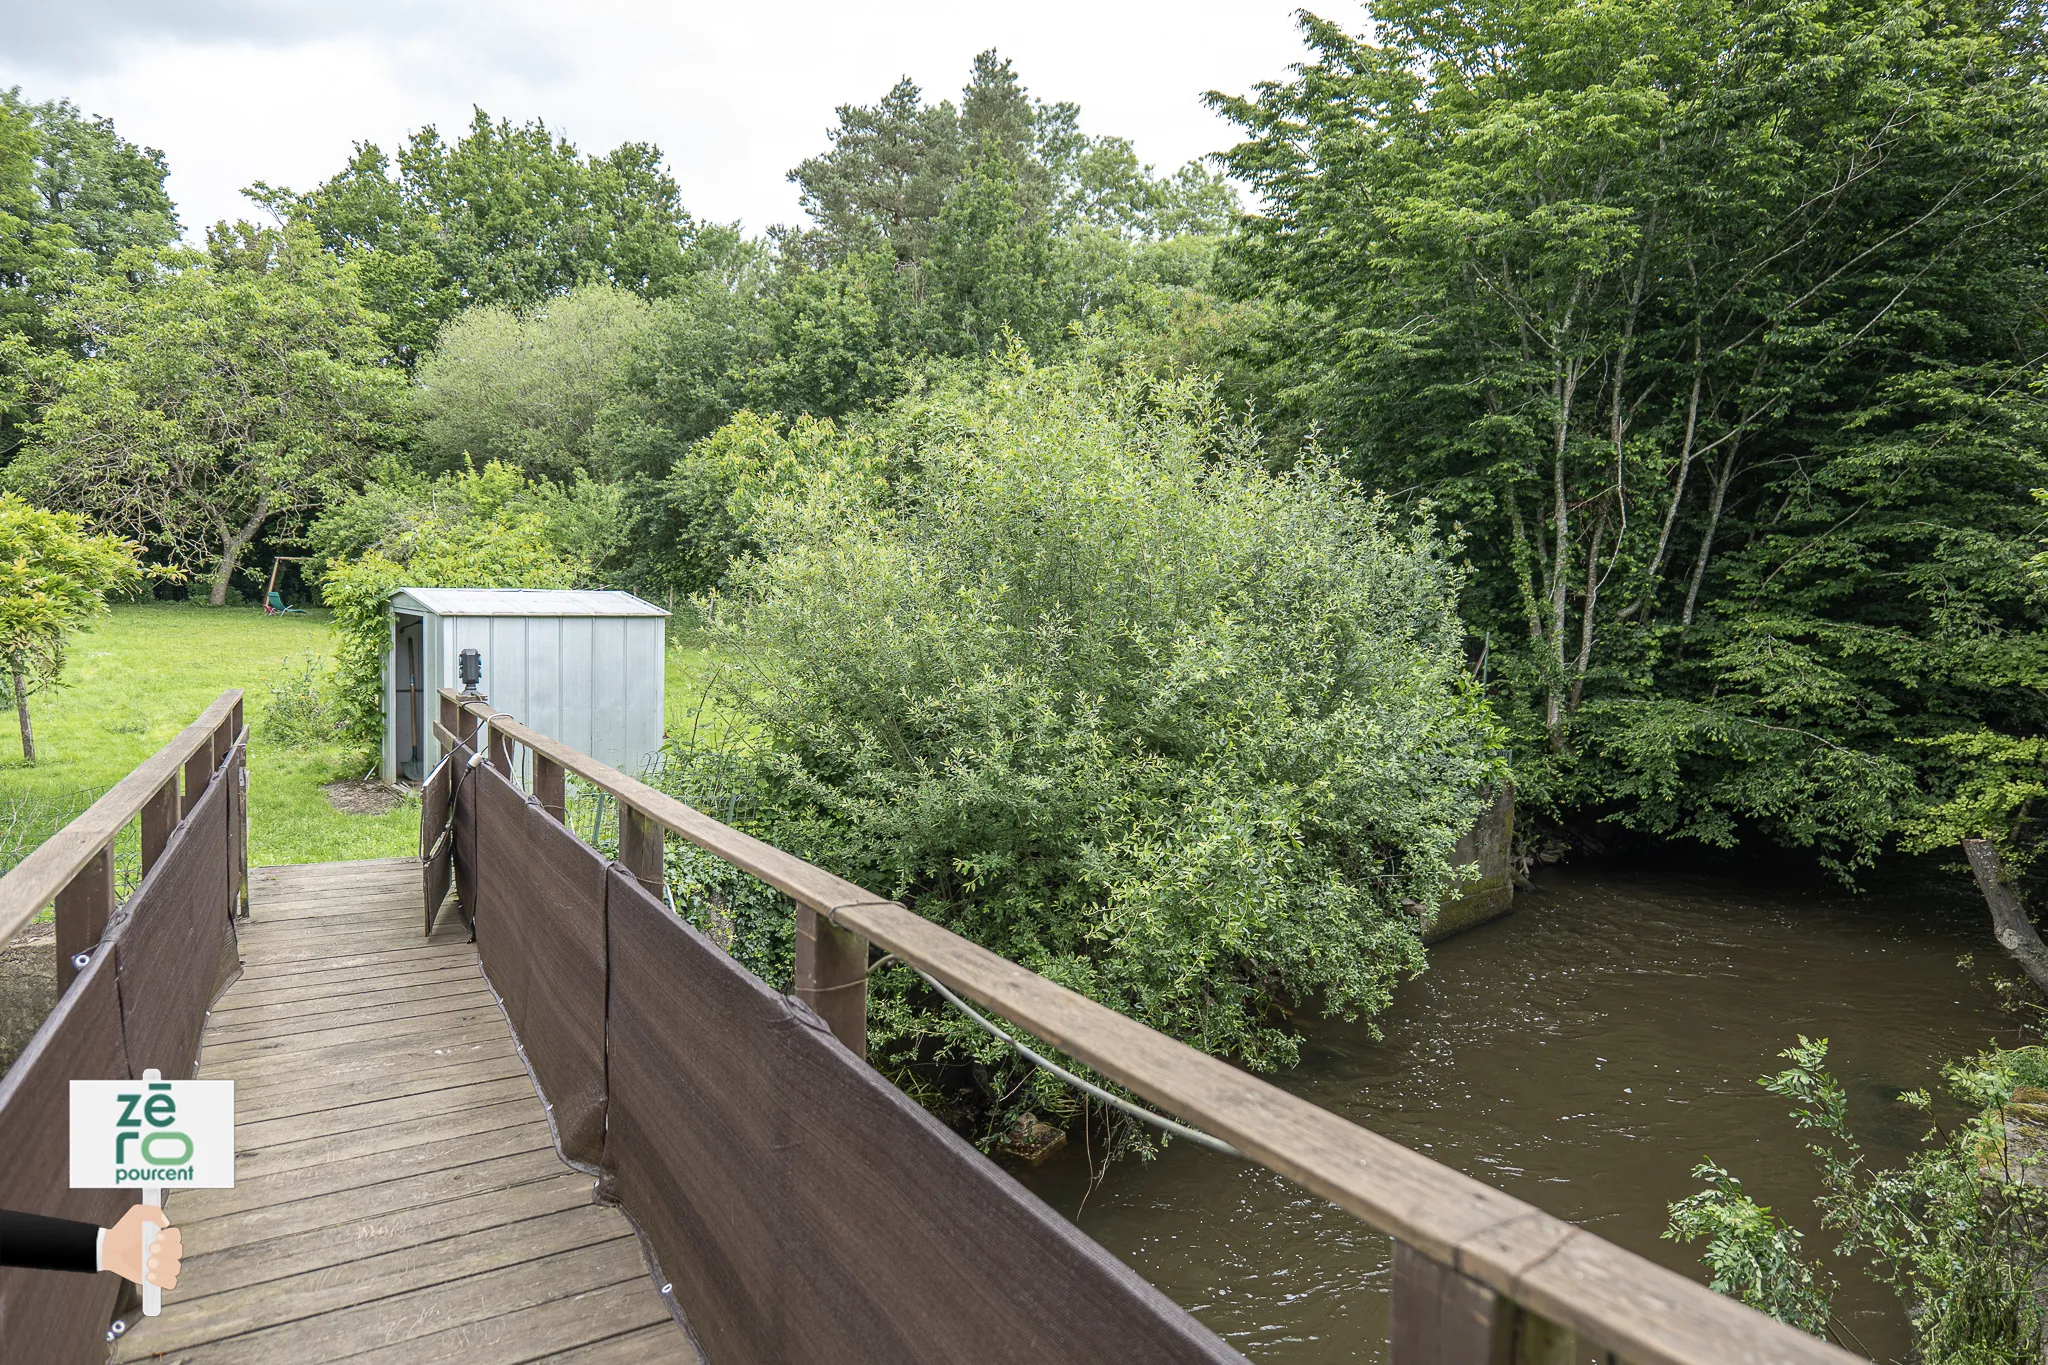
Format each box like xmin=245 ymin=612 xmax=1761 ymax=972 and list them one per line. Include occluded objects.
xmin=0 ymin=601 xmax=715 ymax=868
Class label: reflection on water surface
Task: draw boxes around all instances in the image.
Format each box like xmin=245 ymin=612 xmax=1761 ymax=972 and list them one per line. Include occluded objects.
xmin=1020 ymin=864 xmax=2010 ymax=1362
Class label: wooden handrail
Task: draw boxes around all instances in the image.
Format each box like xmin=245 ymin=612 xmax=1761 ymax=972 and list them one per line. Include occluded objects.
xmin=440 ymin=690 xmax=1861 ymax=1365
xmin=0 ymin=691 xmax=243 ymax=950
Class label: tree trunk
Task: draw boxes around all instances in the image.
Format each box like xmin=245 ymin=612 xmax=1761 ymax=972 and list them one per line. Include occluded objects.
xmin=10 ymin=649 xmax=34 ymax=765
xmin=210 ymin=500 xmax=271 ymax=607
xmin=1681 ymin=442 xmax=1739 ymax=630
xmin=1964 ymin=838 xmax=2048 ymax=999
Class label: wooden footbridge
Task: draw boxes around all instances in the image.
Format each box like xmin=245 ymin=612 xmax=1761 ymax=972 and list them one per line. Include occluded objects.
xmin=0 ymin=692 xmax=1863 ymax=1364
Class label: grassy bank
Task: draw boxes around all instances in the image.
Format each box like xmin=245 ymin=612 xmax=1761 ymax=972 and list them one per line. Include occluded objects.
xmin=0 ymin=602 xmax=714 ymax=868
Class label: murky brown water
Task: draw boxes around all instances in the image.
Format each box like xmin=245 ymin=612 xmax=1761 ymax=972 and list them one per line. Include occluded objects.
xmin=1019 ymin=863 xmax=2012 ymax=1363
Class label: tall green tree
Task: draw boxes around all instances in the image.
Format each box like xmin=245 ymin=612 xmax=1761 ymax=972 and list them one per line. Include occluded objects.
xmin=0 ymin=494 xmax=144 ymax=761
xmin=11 ymin=222 xmax=411 ymax=604
xmin=416 ymin=282 xmax=655 ymax=480
xmin=0 ymin=91 xmax=178 ymax=274
xmin=600 ymin=53 xmax=1242 ymax=598
xmin=0 ymin=92 xmax=179 ymax=463
xmin=257 ymin=109 xmax=699 ymax=366
xmin=1215 ymin=0 xmax=2048 ymax=871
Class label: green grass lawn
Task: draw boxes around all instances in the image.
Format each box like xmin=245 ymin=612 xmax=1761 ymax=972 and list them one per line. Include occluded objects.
xmin=0 ymin=602 xmax=715 ymax=868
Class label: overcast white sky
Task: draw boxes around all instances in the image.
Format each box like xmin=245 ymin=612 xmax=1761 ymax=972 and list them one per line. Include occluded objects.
xmin=0 ymin=1 xmax=1321 ymax=238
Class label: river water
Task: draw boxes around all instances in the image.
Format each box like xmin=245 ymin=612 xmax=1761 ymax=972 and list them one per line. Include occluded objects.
xmin=1018 ymin=863 xmax=2012 ymax=1363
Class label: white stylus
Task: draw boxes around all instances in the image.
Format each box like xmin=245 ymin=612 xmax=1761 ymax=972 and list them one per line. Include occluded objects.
xmin=139 ymin=1067 xmax=161 ymax=1317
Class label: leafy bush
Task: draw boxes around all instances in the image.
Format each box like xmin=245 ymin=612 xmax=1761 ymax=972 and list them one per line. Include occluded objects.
xmin=1667 ymin=1038 xmax=2048 ymax=1362
xmin=703 ymin=357 xmax=1501 ymax=1136
xmin=657 ymin=409 xmax=884 ymax=593
xmin=319 ymin=462 xmax=597 ymax=759
xmin=261 ymin=655 xmax=338 ymax=749
xmin=1666 ymin=1162 xmax=1834 ymax=1336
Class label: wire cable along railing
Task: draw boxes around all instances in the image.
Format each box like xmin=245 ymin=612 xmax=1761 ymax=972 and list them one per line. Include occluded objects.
xmin=434 ymin=688 xmax=1861 ymax=1365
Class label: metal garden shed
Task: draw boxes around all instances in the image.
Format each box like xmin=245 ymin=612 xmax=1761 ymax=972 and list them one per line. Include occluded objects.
xmin=383 ymin=588 xmax=669 ymax=784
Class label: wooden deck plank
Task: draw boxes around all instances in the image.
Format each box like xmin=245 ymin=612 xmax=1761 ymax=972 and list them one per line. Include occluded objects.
xmin=232 ymin=945 xmax=476 ymax=978
xmin=131 ymin=1206 xmax=635 ymax=1354
xmin=211 ymin=960 xmax=489 ymax=1011
xmin=231 ymin=1054 xmax=532 ymax=1123
xmin=159 ymin=1239 xmax=650 ymax=1364
xmin=204 ymin=985 xmax=499 ymax=1040
xmin=547 ymin=1323 xmax=701 ymax=1363
xmin=339 ymin=1273 xmax=692 ymax=1365
xmin=115 ymin=858 xmax=685 ymax=1363
xmin=211 ymin=1115 xmax=552 ymax=1219
xmin=233 ymin=1082 xmax=540 ymax=1154
xmin=200 ymin=1014 xmax=511 ymax=1070
xmin=176 ymin=1173 xmax=599 ymax=1295
xmin=211 ymin=1040 xmax=519 ymax=1099
xmin=207 ymin=981 xmax=496 ymax=1032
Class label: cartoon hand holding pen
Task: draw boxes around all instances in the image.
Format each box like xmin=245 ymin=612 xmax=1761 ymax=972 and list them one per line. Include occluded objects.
xmin=0 ymin=1206 xmax=181 ymax=1290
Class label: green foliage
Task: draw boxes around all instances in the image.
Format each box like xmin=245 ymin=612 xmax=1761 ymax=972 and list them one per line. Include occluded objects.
xmin=703 ymin=358 xmax=1500 ymax=1130
xmin=10 ymin=222 xmax=411 ymax=604
xmin=260 ymin=655 xmax=337 ymax=750
xmin=602 ymin=54 xmax=1245 ymax=599
xmin=1666 ymin=1162 xmax=1834 ymax=1335
xmin=0 ymin=90 xmax=178 ymax=457
xmin=0 ymin=90 xmax=178 ymax=275
xmin=657 ymin=409 xmax=883 ymax=593
xmin=0 ymin=492 xmax=144 ymax=756
xmin=319 ymin=461 xmax=595 ymax=757
xmin=415 ymin=282 xmax=654 ymax=480
xmin=256 ymin=109 xmax=699 ymax=367
xmin=1214 ymin=0 xmax=2048 ymax=872
xmin=792 ymin=50 xmax=1234 ymax=263
xmin=1669 ymin=1037 xmax=2048 ymax=1362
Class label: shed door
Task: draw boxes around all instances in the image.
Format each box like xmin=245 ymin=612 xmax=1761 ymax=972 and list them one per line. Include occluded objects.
xmin=396 ymin=614 xmax=424 ymax=781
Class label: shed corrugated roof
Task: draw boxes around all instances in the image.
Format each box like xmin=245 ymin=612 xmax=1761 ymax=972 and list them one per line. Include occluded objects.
xmin=390 ymin=588 xmax=669 ymax=618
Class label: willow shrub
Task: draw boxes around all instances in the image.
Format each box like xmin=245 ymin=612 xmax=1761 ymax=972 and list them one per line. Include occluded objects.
xmin=703 ymin=359 xmax=1501 ymax=1121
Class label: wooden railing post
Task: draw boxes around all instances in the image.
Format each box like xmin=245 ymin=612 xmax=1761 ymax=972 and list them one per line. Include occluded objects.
xmin=1390 ymin=1241 xmax=1582 ymax=1365
xmin=619 ymin=803 xmax=664 ymax=895
xmin=459 ymin=701 xmax=483 ymax=749
xmin=1512 ymin=1313 xmax=1578 ymax=1365
xmin=534 ymin=753 xmax=567 ymax=823
xmin=440 ymin=693 xmax=459 ymax=743
xmin=1390 ymin=1241 xmax=1509 ymax=1364
xmin=182 ymin=729 xmax=215 ymax=816
xmin=795 ymin=906 xmax=869 ymax=1059
xmin=54 ymin=847 xmax=113 ymax=990
xmin=140 ymin=775 xmax=178 ymax=873
xmin=488 ymin=723 xmax=514 ymax=775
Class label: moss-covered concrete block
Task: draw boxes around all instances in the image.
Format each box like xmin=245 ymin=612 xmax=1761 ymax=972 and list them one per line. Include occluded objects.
xmin=1423 ymin=787 xmax=1514 ymax=944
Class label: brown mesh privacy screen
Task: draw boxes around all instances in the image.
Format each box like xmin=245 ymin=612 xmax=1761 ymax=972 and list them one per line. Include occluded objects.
xmin=600 ymin=866 xmax=1246 ymax=1364
xmin=0 ymin=947 xmax=134 ymax=1364
xmin=420 ymin=754 xmax=453 ymax=934
xmin=223 ymin=736 xmax=245 ymax=915
xmin=113 ymin=768 xmax=236 ymax=1080
xmin=451 ymin=747 xmax=478 ymax=934
xmin=473 ymin=765 xmax=608 ymax=1164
